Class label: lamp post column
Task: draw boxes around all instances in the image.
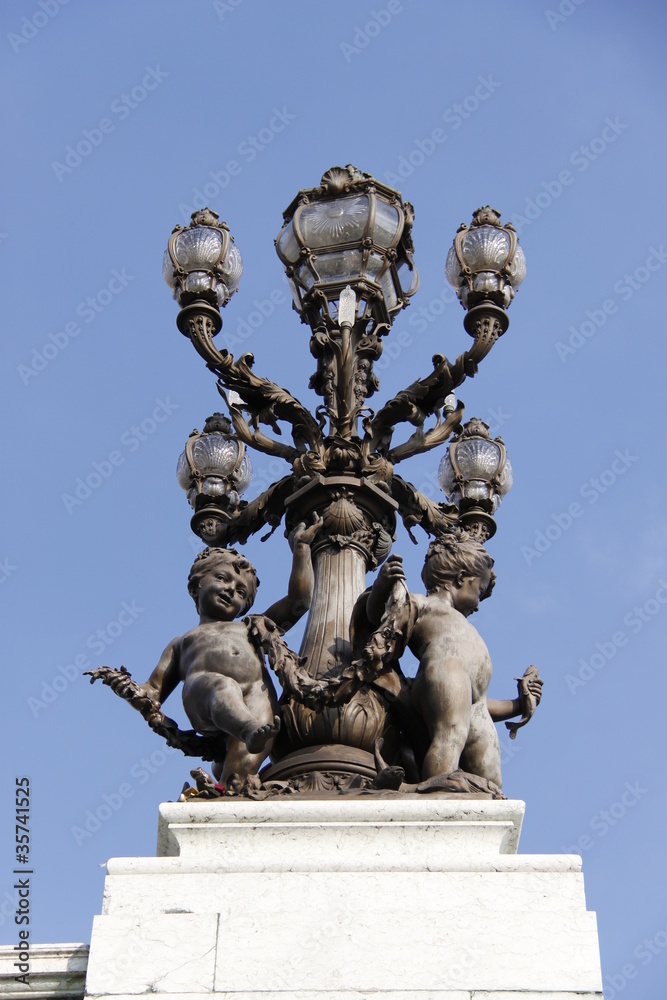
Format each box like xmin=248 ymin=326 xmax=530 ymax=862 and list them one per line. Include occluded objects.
xmin=271 ymin=476 xmax=397 ymax=770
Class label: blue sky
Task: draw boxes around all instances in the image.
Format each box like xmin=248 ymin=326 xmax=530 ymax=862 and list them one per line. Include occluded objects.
xmin=2 ymin=1 xmax=667 ymax=996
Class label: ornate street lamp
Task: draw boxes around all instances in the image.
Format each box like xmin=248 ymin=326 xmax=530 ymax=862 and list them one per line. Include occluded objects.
xmin=162 ymin=208 xmax=243 ymax=360
xmin=438 ymin=417 xmax=513 ymax=541
xmin=156 ymin=166 xmax=526 ymax=785
xmin=445 ymin=206 xmax=525 ymax=329
xmin=176 ymin=412 xmax=253 ymax=546
xmin=163 ymin=208 xmax=243 ymax=308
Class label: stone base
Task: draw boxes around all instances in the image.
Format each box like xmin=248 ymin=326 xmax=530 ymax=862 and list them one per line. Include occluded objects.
xmin=83 ymin=799 xmax=603 ymax=999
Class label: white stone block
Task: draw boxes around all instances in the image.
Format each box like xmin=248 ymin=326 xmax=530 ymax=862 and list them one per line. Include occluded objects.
xmin=474 ymin=994 xmax=604 ymax=999
xmin=212 ymin=881 xmax=601 ymax=994
xmin=101 ymin=870 xmax=588 ymax=918
xmin=155 ymin=798 xmax=524 ymax=870
xmin=84 ymin=914 xmax=217 ymax=996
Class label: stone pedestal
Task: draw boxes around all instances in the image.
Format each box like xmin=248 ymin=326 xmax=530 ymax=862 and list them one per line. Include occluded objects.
xmin=83 ymin=798 xmax=603 ymax=1000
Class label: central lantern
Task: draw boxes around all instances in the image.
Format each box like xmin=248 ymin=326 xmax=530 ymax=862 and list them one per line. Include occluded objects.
xmin=275 ymin=164 xmax=419 ymax=327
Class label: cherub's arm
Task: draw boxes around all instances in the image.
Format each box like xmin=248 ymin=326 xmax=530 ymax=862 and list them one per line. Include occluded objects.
xmin=263 ymin=515 xmax=323 ymax=631
xmin=487 ymin=696 xmax=521 ymax=722
xmin=488 ymin=666 xmax=543 ymax=722
xmin=366 ymin=554 xmax=407 ymax=627
xmin=136 ymin=639 xmax=181 ymax=707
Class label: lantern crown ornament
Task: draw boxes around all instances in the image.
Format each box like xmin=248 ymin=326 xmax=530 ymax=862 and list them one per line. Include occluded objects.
xmin=275 ymin=164 xmax=419 ymax=328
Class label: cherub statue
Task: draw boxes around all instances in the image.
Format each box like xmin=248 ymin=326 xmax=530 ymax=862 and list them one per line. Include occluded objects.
xmin=134 ymin=518 xmax=321 ymax=783
xmin=361 ymin=530 xmax=542 ymax=788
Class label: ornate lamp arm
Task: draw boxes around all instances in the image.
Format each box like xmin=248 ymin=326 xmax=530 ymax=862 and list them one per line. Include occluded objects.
xmin=363 ymin=302 xmax=506 ymax=457
xmin=387 ymin=402 xmax=464 ymax=465
xmin=227 ymin=474 xmax=297 ymax=545
xmin=221 ymin=387 xmax=299 ymax=464
xmin=177 ymin=300 xmax=324 ymax=456
xmin=390 ymin=474 xmax=458 ymax=541
xmin=363 ymin=352 xmax=456 ymax=456
xmin=447 ymin=307 xmax=507 ymax=385
xmin=212 ymin=352 xmax=323 ymax=456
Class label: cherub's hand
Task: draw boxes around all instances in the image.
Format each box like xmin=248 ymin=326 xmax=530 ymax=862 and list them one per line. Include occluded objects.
xmin=99 ymin=667 xmax=135 ymax=698
xmin=134 ymin=682 xmax=162 ymax=709
xmin=520 ymin=665 xmax=543 ymax=707
xmin=379 ymin=554 xmax=405 ymax=581
xmin=291 ymin=512 xmax=323 ymax=547
xmin=517 ymin=665 xmax=542 ymax=717
xmin=375 ymin=554 xmax=406 ymax=594
xmin=505 ymin=665 xmax=543 ymax=739
xmin=526 ymin=676 xmax=543 ymax=706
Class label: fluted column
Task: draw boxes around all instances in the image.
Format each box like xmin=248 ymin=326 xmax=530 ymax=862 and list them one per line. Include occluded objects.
xmin=275 ymin=477 xmax=398 ymax=763
xmin=299 ymin=543 xmax=367 ymax=679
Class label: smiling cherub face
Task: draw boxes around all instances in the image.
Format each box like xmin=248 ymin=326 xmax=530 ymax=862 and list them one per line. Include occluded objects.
xmin=188 ymin=548 xmax=258 ymax=619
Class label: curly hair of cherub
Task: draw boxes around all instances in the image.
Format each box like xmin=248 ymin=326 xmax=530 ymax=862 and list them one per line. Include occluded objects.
xmin=187 ymin=547 xmax=259 ymax=614
xmin=421 ymin=529 xmax=496 ymax=599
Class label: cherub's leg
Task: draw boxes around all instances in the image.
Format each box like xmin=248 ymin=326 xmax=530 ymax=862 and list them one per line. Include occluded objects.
xmin=241 ymin=679 xmax=280 ymax=754
xmin=219 ymin=739 xmax=272 ymax=783
xmin=214 ymin=681 xmax=280 ymax=783
xmin=460 ymin=702 xmax=502 ymax=787
xmin=418 ymin=666 xmax=472 ymax=779
xmin=184 ymin=675 xmax=278 ymax=754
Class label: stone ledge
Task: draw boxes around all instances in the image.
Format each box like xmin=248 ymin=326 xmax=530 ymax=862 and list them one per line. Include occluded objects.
xmin=85 ymin=993 xmax=473 ymax=1000
xmin=106 ymin=853 xmax=582 ymax=877
xmin=0 ymin=944 xmax=88 ymax=1000
xmin=82 ymin=991 xmax=604 ymax=999
xmin=155 ymin=797 xmax=525 ymax=868
xmin=101 ymin=869 xmax=589 ymax=918
xmin=471 ymin=993 xmax=604 ymax=999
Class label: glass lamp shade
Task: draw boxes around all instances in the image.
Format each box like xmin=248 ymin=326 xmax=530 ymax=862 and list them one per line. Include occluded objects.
xmin=276 ymin=165 xmax=418 ymax=324
xmin=438 ymin=419 xmax=512 ymax=513
xmin=163 ymin=209 xmax=242 ymax=308
xmin=176 ymin=414 xmax=252 ymax=510
xmin=445 ymin=207 xmax=525 ymax=310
